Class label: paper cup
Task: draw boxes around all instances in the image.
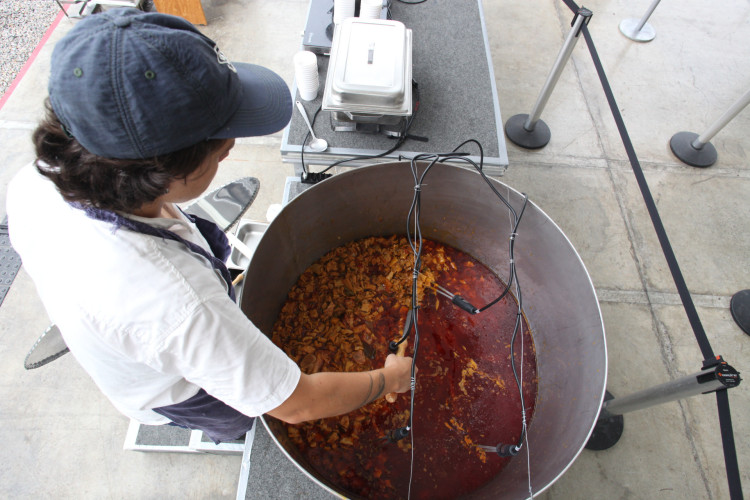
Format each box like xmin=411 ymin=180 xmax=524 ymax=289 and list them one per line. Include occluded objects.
xmin=294 ymin=51 xmax=319 ymax=101
xmin=298 ymin=85 xmax=318 ymax=101
xmin=334 ymin=0 xmax=355 ymax=24
xmin=359 ymin=0 xmax=382 ymax=19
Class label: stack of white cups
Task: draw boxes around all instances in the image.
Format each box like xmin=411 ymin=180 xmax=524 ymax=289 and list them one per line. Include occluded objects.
xmin=333 ymin=0 xmax=355 ymax=24
xmin=359 ymin=0 xmax=382 ymax=19
xmin=293 ymin=51 xmax=319 ymax=101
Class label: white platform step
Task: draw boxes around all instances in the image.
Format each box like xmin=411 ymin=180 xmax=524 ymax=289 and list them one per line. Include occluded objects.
xmin=123 ymin=419 xmax=246 ymax=455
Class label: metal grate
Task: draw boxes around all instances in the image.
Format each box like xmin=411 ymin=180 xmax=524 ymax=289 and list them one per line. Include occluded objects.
xmin=0 ymin=217 xmax=22 ymax=308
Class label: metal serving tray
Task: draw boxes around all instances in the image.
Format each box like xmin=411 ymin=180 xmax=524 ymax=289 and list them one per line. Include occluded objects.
xmin=227 ymin=220 xmax=269 ymax=270
xmin=323 ymin=17 xmax=412 ymax=119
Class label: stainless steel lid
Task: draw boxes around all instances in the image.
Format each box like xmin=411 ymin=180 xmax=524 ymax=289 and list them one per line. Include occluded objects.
xmin=323 ymin=17 xmax=412 ymax=117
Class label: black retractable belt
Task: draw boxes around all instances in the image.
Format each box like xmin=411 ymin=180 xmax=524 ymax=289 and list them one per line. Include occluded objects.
xmin=556 ymin=2 xmax=742 ymax=498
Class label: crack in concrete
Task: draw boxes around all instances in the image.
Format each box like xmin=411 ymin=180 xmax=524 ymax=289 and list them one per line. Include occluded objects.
xmin=548 ymin=4 xmax=716 ymax=498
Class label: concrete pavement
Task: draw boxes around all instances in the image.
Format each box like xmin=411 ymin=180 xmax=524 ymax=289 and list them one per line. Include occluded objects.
xmin=0 ymin=1 xmax=747 ymax=498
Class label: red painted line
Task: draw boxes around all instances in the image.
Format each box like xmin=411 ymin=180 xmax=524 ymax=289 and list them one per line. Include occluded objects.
xmin=0 ymin=7 xmax=67 ymax=112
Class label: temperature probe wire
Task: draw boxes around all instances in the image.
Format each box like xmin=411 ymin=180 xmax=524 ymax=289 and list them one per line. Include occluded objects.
xmin=395 ymin=141 xmax=532 ymax=498
xmin=298 ymin=104 xmax=324 ymax=177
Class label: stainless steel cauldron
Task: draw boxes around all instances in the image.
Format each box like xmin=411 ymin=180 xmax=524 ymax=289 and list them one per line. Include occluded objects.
xmin=241 ymin=162 xmax=607 ymax=499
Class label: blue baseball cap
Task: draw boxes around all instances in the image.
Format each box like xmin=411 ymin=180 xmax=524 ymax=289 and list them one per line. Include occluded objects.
xmin=48 ymin=8 xmax=292 ymax=159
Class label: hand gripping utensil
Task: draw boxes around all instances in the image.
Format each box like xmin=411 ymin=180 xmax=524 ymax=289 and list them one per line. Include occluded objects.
xmin=386 ymin=309 xmax=414 ymax=403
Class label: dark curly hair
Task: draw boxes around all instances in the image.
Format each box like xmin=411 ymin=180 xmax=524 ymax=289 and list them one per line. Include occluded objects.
xmin=33 ymin=99 xmax=226 ymax=213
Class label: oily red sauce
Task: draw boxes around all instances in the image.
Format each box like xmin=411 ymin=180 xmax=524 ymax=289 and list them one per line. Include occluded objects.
xmin=271 ymin=236 xmax=536 ymax=499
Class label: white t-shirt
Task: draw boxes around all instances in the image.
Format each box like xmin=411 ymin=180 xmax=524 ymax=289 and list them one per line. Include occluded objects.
xmin=7 ymin=163 xmax=301 ymax=424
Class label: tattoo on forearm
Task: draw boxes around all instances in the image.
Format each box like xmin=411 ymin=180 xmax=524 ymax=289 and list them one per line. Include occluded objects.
xmin=372 ymin=373 xmax=386 ymax=403
xmin=359 ymin=372 xmax=387 ymax=407
xmin=358 ymin=373 xmax=374 ymax=407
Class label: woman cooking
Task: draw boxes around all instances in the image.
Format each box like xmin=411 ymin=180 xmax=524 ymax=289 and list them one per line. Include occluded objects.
xmin=6 ymin=8 xmax=412 ymax=445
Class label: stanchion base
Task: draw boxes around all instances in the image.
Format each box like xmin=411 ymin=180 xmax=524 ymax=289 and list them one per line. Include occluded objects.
xmin=504 ymin=114 xmax=551 ymax=149
xmin=585 ymin=391 xmax=624 ymax=451
xmin=669 ymin=131 xmax=718 ymax=168
xmin=619 ymin=18 xmax=656 ymax=42
xmin=730 ymin=289 xmax=750 ymax=335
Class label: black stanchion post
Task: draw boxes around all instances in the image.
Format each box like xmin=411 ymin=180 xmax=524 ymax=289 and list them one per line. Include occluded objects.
xmin=586 ymin=357 xmax=741 ymax=450
xmin=619 ymin=0 xmax=661 ymax=42
xmin=504 ymin=7 xmax=592 ymax=149
xmin=670 ymin=88 xmax=750 ymax=168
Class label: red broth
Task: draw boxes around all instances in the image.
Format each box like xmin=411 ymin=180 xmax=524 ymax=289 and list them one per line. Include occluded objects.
xmin=271 ymin=236 xmax=537 ymax=499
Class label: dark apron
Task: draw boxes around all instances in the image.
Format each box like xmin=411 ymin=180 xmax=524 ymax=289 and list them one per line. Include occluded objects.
xmin=80 ymin=205 xmax=255 ymax=443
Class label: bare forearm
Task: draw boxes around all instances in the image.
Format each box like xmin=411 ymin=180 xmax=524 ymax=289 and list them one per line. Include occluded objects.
xmin=267 ymin=355 xmax=412 ymax=424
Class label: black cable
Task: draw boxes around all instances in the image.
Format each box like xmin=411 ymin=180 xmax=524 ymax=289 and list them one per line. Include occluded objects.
xmin=450 ymin=139 xmax=485 ymax=172
xmin=432 ymin=151 xmax=530 ymax=451
xmin=507 ymin=263 xmax=527 ymax=448
xmin=313 ymin=80 xmax=421 ymax=176
xmin=404 ymin=143 xmax=528 ymax=318
xmin=318 ymin=131 xmax=407 ymax=175
xmin=387 ymin=0 xmax=428 ymax=21
xmin=398 ymin=142 xmax=530 ymax=454
xmin=299 ymin=104 xmax=324 ymax=177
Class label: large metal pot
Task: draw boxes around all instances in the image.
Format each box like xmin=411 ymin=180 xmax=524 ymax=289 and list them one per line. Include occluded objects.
xmin=241 ymin=161 xmax=607 ymax=499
